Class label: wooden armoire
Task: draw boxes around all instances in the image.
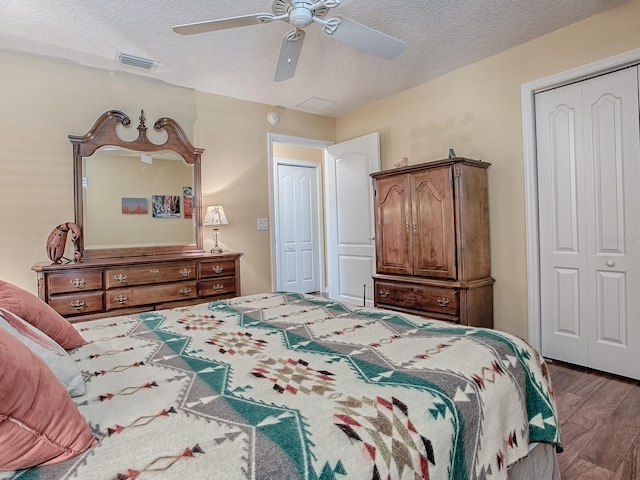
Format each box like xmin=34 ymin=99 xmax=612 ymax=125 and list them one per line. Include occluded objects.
xmin=371 ymin=157 xmax=494 ymax=328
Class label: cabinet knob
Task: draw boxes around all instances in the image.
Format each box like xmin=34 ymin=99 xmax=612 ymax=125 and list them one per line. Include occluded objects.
xmin=115 ymin=294 xmax=128 ymax=304
xmin=213 ymin=265 xmax=224 ymax=274
xmin=149 ymin=268 xmax=160 ymax=274
xmin=379 ymin=288 xmax=390 ymax=298
xmin=179 ymin=287 xmax=192 ymax=296
xmin=213 ymin=283 xmax=224 ymax=292
xmin=114 ymin=273 xmax=128 ymax=283
xmin=70 ymin=299 xmax=85 ymax=311
xmin=437 ymin=297 xmax=450 ymax=307
xmin=69 ymin=278 xmax=86 ymax=289
xmin=180 ymin=268 xmax=191 ymax=277
xmin=606 ymin=259 xmax=615 ymax=267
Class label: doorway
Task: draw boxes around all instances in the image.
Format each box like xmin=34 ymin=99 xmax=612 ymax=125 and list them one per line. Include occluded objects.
xmin=268 ymin=132 xmax=380 ymax=304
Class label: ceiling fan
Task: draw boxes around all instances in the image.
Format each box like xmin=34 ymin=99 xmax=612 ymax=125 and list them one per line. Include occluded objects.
xmin=172 ymin=0 xmax=405 ymax=81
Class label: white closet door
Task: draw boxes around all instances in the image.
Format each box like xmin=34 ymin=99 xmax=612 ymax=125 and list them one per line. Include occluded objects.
xmin=536 ymin=81 xmax=589 ymax=366
xmin=536 ymin=66 xmax=640 ymax=379
xmin=582 ymin=68 xmax=640 ymax=378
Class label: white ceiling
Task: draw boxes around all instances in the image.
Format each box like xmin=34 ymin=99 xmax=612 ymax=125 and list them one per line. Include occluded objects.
xmin=1 ymin=0 xmax=627 ymax=117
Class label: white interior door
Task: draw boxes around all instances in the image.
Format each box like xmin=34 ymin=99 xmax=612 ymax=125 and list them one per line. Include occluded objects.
xmin=325 ymin=133 xmax=380 ymax=306
xmin=276 ymin=163 xmax=320 ymax=293
xmin=536 ymin=66 xmax=640 ymax=379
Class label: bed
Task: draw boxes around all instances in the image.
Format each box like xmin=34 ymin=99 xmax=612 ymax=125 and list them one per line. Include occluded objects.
xmin=1 ymin=292 xmax=562 ymax=479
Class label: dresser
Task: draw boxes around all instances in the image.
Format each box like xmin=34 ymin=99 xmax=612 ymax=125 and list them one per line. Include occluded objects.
xmin=32 ymin=251 xmax=242 ymax=323
xmin=371 ymin=157 xmax=493 ymax=328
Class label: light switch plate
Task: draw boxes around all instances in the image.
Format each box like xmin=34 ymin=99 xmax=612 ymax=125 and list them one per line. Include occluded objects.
xmin=257 ymin=218 xmax=269 ymax=231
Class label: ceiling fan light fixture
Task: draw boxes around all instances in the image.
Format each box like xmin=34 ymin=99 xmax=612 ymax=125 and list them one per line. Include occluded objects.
xmin=116 ymin=51 xmax=159 ymax=70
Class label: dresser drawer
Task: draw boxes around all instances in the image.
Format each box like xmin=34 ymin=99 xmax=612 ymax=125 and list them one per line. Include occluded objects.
xmin=199 ymin=259 xmax=237 ymax=279
xmin=49 ymin=291 xmax=104 ymax=316
xmin=199 ymin=277 xmax=237 ymax=298
xmin=47 ymin=270 xmax=103 ymax=294
xmin=374 ymin=280 xmax=459 ymax=316
xmin=105 ymin=262 xmax=197 ymax=289
xmin=106 ymin=281 xmax=198 ymax=310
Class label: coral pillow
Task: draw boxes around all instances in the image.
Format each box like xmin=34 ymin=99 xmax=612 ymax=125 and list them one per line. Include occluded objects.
xmin=0 ymin=329 xmax=97 ymax=470
xmin=0 ymin=308 xmax=85 ymax=397
xmin=0 ymin=280 xmax=86 ymax=349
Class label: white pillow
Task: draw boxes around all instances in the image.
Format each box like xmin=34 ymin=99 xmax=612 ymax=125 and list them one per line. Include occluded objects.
xmin=0 ymin=307 xmax=85 ymax=397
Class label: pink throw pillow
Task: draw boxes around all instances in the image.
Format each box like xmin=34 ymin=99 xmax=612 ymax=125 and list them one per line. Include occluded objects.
xmin=0 ymin=280 xmax=86 ymax=350
xmin=0 ymin=308 xmax=85 ymax=397
xmin=0 ymin=329 xmax=97 ymax=470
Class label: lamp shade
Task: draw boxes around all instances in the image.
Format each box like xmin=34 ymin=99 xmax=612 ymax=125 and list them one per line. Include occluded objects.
xmin=203 ymin=206 xmax=228 ymax=226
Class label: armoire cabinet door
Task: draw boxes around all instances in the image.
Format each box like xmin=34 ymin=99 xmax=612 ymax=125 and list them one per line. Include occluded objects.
xmin=375 ymin=175 xmax=412 ymax=274
xmin=411 ymin=166 xmax=456 ymax=279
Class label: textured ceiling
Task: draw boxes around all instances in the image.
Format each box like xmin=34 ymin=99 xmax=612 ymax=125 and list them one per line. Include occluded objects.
xmin=0 ymin=0 xmax=627 ymax=117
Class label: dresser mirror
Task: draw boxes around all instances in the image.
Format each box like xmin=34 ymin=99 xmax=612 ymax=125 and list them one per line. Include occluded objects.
xmin=70 ymin=110 xmax=205 ymax=259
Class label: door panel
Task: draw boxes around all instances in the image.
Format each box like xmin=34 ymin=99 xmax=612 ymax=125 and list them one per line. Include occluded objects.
xmin=582 ymin=67 xmax=640 ymax=379
xmin=411 ymin=166 xmax=456 ymax=279
xmin=326 ymin=133 xmax=380 ymax=305
xmin=374 ymin=175 xmax=411 ymax=275
xmin=277 ymin=164 xmax=320 ymax=293
xmin=536 ymin=80 xmax=590 ymax=366
xmin=537 ymin=66 xmax=640 ymax=379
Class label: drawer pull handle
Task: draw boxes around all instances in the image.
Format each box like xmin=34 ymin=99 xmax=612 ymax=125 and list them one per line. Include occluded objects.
xmin=69 ymin=278 xmax=86 ymax=288
xmin=114 ymin=273 xmax=128 ymax=283
xmin=379 ymin=288 xmax=389 ymax=298
xmin=213 ymin=265 xmax=224 ymax=274
xmin=180 ymin=287 xmax=192 ymax=296
xmin=437 ymin=297 xmax=450 ymax=307
xmin=179 ymin=268 xmax=191 ymax=277
xmin=150 ymin=268 xmax=159 ymax=274
xmin=213 ymin=283 xmax=224 ymax=292
xmin=70 ymin=300 xmax=85 ymax=311
xmin=115 ymin=294 xmax=128 ymax=304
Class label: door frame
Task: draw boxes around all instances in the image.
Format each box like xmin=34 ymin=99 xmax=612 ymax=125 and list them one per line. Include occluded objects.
xmin=521 ymin=47 xmax=640 ymax=351
xmin=268 ymin=133 xmax=333 ymax=292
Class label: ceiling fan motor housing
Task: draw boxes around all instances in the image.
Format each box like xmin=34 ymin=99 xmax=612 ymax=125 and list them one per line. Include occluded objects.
xmin=289 ymin=6 xmax=313 ymax=27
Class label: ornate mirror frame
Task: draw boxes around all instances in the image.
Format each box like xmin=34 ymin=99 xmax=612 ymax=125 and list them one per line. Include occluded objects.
xmin=70 ymin=110 xmax=205 ymax=259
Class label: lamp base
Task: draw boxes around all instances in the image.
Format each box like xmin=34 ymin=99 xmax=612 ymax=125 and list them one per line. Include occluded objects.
xmin=210 ymin=246 xmax=223 ymax=254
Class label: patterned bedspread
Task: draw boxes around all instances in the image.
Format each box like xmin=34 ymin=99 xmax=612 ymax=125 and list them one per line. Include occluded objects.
xmin=4 ymin=292 xmax=561 ymax=480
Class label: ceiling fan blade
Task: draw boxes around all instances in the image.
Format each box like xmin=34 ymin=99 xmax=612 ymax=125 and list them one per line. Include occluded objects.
xmin=173 ymin=13 xmax=273 ymax=35
xmin=324 ymin=16 xmax=405 ymax=60
xmin=274 ymin=29 xmax=306 ymax=82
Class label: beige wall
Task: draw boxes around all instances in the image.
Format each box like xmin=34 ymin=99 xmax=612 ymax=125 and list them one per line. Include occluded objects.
xmin=0 ymin=51 xmax=335 ymax=296
xmin=337 ymin=0 xmax=640 ymax=339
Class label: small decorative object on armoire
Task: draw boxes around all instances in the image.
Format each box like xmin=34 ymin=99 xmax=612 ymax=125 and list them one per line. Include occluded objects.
xmin=371 ymin=157 xmax=494 ymax=328
xmin=203 ymin=205 xmax=228 ymax=254
xmin=45 ymin=222 xmax=82 ymax=264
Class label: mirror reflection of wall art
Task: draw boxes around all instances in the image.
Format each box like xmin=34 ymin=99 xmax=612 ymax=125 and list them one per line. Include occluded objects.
xmin=121 ymin=197 xmax=149 ymax=215
xmin=183 ymin=187 xmax=193 ymax=219
xmin=152 ymin=195 xmax=181 ymax=218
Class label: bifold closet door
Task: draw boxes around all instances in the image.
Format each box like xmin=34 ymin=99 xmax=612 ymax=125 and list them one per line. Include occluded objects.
xmin=536 ymin=66 xmax=640 ymax=379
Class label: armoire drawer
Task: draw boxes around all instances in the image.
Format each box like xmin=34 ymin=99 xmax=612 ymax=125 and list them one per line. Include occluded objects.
xmin=49 ymin=291 xmax=104 ymax=316
xmin=106 ymin=281 xmax=198 ymax=310
xmin=199 ymin=277 xmax=237 ymax=298
xmin=200 ymin=259 xmax=237 ymax=279
xmin=105 ymin=262 xmax=197 ymax=289
xmin=47 ymin=270 xmax=103 ymax=294
xmin=374 ymin=281 xmax=459 ymax=316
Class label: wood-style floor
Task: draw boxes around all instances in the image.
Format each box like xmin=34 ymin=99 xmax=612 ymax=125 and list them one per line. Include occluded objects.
xmin=547 ymin=360 xmax=640 ymax=479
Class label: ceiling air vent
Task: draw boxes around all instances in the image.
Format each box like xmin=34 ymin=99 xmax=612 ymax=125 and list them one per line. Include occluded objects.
xmin=116 ymin=52 xmax=158 ymax=70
